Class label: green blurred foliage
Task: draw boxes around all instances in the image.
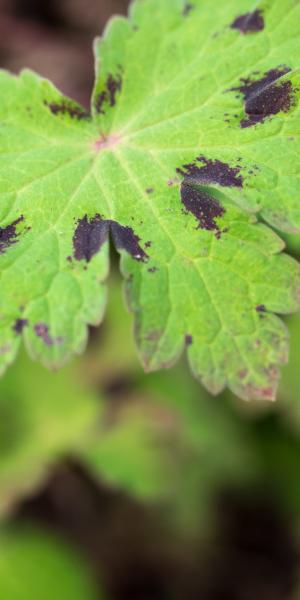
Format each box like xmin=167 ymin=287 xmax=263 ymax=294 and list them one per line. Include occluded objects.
xmin=0 ymin=350 xmax=100 ymax=515
xmin=84 ymin=398 xmax=175 ymax=499
xmin=280 ymin=313 xmax=300 ymax=418
xmin=2 ymin=272 xmax=300 ymax=596
xmin=2 ymin=273 xmax=300 ymax=525
xmin=0 ymin=525 xmax=100 ymax=599
xmin=0 ymin=275 xmax=255 ymax=527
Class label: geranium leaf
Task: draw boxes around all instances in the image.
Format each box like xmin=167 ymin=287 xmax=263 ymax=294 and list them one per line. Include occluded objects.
xmin=0 ymin=0 xmax=300 ymax=399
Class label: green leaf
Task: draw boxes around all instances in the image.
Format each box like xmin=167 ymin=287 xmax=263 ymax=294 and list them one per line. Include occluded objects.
xmin=0 ymin=525 xmax=100 ymax=599
xmin=0 ymin=0 xmax=300 ymax=399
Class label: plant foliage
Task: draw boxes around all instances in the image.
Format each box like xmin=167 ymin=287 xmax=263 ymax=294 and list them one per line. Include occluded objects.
xmin=0 ymin=0 xmax=300 ymax=399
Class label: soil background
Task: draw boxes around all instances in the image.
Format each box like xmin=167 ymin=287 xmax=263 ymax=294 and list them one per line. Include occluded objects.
xmin=0 ymin=0 xmax=129 ymax=107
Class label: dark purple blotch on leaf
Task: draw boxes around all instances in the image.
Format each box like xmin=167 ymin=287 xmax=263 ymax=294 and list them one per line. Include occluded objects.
xmin=0 ymin=216 xmax=24 ymax=254
xmin=73 ymin=215 xmax=148 ymax=263
xmin=13 ymin=318 xmax=28 ymax=334
xmin=231 ymin=10 xmax=265 ymax=34
xmin=73 ymin=215 xmax=109 ymax=262
xmin=34 ymin=323 xmax=62 ymax=346
xmin=181 ymin=183 xmax=225 ymax=235
xmin=185 ymin=334 xmax=193 ymax=346
xmin=34 ymin=323 xmax=54 ymax=346
xmin=110 ymin=222 xmax=148 ymax=262
xmin=177 ymin=157 xmax=243 ymax=187
xmin=176 ymin=157 xmax=239 ymax=237
xmin=95 ymin=72 xmax=122 ymax=114
xmin=256 ymin=304 xmax=266 ymax=313
xmin=230 ymin=67 xmax=294 ymax=127
xmin=44 ymin=101 xmax=89 ymax=120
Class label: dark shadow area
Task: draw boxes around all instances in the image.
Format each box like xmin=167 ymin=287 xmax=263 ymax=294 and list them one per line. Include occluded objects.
xmin=16 ymin=460 xmax=300 ymax=599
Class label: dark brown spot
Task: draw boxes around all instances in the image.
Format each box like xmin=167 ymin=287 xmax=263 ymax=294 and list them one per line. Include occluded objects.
xmin=181 ymin=183 xmax=225 ymax=235
xmin=73 ymin=215 xmax=148 ymax=263
xmin=145 ymin=241 xmax=152 ymax=248
xmin=185 ymin=334 xmax=193 ymax=346
xmin=256 ymin=304 xmax=266 ymax=313
xmin=95 ymin=72 xmax=122 ymax=114
xmin=44 ymin=101 xmax=89 ymax=120
xmin=73 ymin=215 xmax=109 ymax=262
xmin=13 ymin=318 xmax=28 ymax=334
xmin=146 ymin=188 xmax=154 ymax=194
xmin=148 ymin=267 xmax=157 ymax=273
xmin=183 ymin=3 xmax=194 ymax=16
xmin=94 ymin=91 xmax=106 ymax=115
xmin=0 ymin=216 xmax=24 ymax=254
xmin=231 ymin=10 xmax=264 ymax=34
xmin=107 ymin=73 xmax=122 ymax=107
xmin=230 ymin=67 xmax=294 ymax=127
xmin=177 ymin=156 xmax=243 ymax=187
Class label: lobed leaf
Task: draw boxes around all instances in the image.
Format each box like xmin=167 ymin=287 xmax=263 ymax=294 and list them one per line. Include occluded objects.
xmin=0 ymin=0 xmax=300 ymax=399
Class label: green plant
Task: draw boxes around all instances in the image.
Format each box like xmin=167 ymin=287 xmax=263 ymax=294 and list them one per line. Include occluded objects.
xmin=0 ymin=525 xmax=100 ymax=599
xmin=0 ymin=278 xmax=252 ymax=525
xmin=0 ymin=0 xmax=300 ymax=400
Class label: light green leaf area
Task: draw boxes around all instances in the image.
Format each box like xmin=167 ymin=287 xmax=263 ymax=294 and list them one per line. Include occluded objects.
xmin=0 ymin=525 xmax=100 ymax=599
xmin=0 ymin=0 xmax=300 ymax=400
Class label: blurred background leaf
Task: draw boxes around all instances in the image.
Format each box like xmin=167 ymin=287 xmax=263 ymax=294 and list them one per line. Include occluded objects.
xmin=0 ymin=524 xmax=100 ymax=599
xmin=0 ymin=350 xmax=100 ymax=516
